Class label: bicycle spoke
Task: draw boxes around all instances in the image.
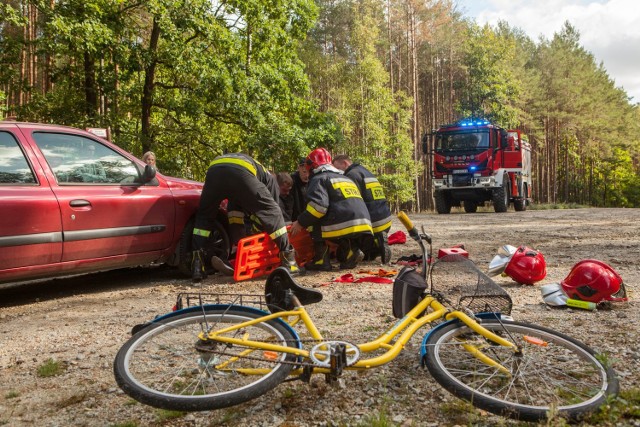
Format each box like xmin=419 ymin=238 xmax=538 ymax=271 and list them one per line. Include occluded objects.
xmin=424 ymin=320 xmax=616 ymax=421
xmin=115 ymin=309 xmax=298 ymax=411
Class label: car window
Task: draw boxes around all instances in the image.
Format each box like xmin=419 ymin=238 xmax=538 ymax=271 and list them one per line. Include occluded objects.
xmin=0 ymin=131 xmax=37 ymax=184
xmin=32 ymin=132 xmax=141 ymax=184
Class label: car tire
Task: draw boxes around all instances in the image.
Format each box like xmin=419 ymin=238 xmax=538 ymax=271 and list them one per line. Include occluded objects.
xmin=177 ymin=219 xmax=230 ymax=276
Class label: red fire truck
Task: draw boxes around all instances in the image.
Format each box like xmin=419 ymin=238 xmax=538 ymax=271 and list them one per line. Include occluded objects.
xmin=425 ymin=118 xmax=532 ymax=214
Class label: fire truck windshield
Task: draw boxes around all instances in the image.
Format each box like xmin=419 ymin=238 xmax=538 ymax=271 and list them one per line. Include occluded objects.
xmin=435 ymin=131 xmax=489 ymax=153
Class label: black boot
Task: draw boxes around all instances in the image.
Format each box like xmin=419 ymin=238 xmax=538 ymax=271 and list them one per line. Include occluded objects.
xmin=279 ymin=248 xmax=303 ymax=275
xmin=191 ymin=249 xmax=207 ymax=283
xmin=306 ymin=242 xmax=332 ymax=271
xmin=378 ymin=231 xmax=392 ymax=264
xmin=339 ymin=239 xmax=364 ymax=269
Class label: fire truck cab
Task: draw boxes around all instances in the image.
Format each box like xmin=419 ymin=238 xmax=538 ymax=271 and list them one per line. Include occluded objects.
xmin=425 ymin=118 xmax=531 ymax=214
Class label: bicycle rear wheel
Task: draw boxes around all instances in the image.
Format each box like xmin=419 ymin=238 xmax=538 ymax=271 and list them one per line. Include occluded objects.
xmin=114 ymin=307 xmax=298 ymax=411
xmin=424 ymin=320 xmax=618 ymax=422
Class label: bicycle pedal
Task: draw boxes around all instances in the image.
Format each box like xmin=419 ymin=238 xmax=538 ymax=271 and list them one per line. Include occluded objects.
xmin=330 ymin=343 xmax=347 ymax=377
xmin=309 ymin=340 xmax=360 ymax=371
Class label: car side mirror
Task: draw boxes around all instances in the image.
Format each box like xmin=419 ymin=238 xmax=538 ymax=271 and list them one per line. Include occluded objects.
xmin=421 ymin=133 xmax=429 ymax=155
xmin=142 ymin=164 xmax=157 ymax=183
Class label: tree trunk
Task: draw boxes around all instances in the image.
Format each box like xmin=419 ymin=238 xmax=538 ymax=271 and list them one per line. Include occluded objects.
xmin=141 ymin=16 xmax=161 ymax=154
xmin=84 ymin=51 xmax=98 ymax=117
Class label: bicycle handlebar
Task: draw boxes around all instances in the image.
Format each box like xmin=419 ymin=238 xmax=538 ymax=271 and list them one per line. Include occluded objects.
xmin=398 ymin=211 xmax=421 ymax=243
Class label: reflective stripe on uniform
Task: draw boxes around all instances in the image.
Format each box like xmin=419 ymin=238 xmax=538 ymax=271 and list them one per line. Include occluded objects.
xmin=321 ymin=218 xmax=372 ymax=239
xmin=306 ymin=201 xmax=326 ymax=218
xmin=228 ymin=210 xmax=245 ymax=225
xmin=322 ymin=223 xmax=373 ymax=239
xmin=210 ymin=157 xmax=257 ymax=176
xmin=193 ymin=228 xmax=211 ymax=237
xmin=371 ymin=217 xmax=392 ymax=234
xmin=269 ymin=226 xmax=288 ymax=240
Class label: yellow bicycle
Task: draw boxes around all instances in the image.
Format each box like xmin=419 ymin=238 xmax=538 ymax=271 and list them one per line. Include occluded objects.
xmin=114 ymin=212 xmax=618 ymax=422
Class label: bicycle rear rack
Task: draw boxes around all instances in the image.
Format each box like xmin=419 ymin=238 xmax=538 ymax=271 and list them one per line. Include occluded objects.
xmin=174 ymin=292 xmax=269 ymax=312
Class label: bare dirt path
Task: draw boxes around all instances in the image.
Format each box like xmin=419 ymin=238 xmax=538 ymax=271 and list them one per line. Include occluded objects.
xmin=1 ymin=208 xmax=638 ymax=426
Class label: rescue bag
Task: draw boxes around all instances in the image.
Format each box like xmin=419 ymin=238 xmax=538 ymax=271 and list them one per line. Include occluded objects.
xmin=392 ymin=266 xmax=427 ymax=318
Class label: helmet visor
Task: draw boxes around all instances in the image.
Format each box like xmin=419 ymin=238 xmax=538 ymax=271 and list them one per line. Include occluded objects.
xmin=488 ymin=254 xmax=511 ymax=276
xmin=541 ymin=283 xmax=568 ymax=306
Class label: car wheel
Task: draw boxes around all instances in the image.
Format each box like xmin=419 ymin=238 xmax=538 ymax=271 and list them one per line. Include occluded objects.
xmin=177 ymin=219 xmax=230 ymax=276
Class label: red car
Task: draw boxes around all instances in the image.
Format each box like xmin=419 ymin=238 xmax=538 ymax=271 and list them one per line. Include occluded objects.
xmin=0 ymin=122 xmax=229 ymax=286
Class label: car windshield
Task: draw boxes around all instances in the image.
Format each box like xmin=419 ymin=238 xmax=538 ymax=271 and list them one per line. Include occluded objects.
xmin=435 ymin=131 xmax=489 ymax=153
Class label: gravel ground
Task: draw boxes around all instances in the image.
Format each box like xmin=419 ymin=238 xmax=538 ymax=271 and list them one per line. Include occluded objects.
xmin=0 ymin=207 xmax=638 ymax=427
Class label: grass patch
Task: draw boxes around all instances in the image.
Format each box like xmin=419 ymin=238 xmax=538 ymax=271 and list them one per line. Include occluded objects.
xmin=56 ymin=392 xmax=87 ymax=409
xmin=581 ymin=388 xmax=640 ymax=424
xmin=36 ymin=358 xmax=64 ymax=377
xmin=123 ymin=398 xmax=139 ymax=406
xmin=219 ymin=408 xmax=243 ymax=424
xmin=109 ymin=422 xmax=138 ymax=427
xmin=4 ymin=390 xmax=19 ymax=399
xmin=155 ymin=409 xmax=186 ymax=422
xmin=438 ymin=399 xmax=485 ymax=425
xmin=356 ymin=407 xmax=393 ymax=427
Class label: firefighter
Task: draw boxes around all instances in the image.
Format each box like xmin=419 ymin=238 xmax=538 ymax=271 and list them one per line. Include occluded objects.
xmin=290 ymin=148 xmax=373 ymax=270
xmin=191 ymin=153 xmax=300 ymax=282
xmin=332 ymin=154 xmax=393 ymax=264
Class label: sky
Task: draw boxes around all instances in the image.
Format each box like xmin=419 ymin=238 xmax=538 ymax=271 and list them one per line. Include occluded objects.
xmin=455 ymin=0 xmax=640 ymax=104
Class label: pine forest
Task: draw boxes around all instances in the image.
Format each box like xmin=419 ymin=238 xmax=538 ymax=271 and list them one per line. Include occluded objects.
xmin=1 ymin=0 xmax=639 ymax=209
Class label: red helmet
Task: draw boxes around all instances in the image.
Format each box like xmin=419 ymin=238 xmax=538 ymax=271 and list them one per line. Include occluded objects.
xmin=305 ymin=148 xmax=332 ymax=172
xmin=561 ymin=260 xmax=628 ymax=303
xmin=504 ymin=245 xmax=547 ymax=285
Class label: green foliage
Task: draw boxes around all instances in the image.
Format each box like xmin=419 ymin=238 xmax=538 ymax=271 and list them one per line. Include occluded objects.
xmin=300 ymin=0 xmax=416 ymax=203
xmin=457 ymin=23 xmax=521 ymax=127
xmin=36 ymin=358 xmax=64 ymax=377
xmin=582 ymin=388 xmax=640 ymax=424
xmin=1 ymin=0 xmax=638 ymax=209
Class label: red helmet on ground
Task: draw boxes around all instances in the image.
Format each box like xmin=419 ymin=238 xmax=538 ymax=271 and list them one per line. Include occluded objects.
xmin=305 ymin=148 xmax=332 ymax=172
xmin=504 ymin=245 xmax=547 ymax=285
xmin=561 ymin=259 xmax=628 ymax=303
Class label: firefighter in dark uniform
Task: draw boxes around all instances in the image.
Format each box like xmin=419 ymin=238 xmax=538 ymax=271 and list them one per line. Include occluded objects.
xmin=290 ymin=148 xmax=373 ymax=270
xmin=191 ymin=153 xmax=300 ymax=281
xmin=333 ymin=154 xmax=393 ymax=264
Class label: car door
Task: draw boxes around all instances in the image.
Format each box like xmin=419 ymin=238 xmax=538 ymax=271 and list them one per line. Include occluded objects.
xmin=30 ymin=130 xmax=175 ymax=262
xmin=0 ymin=129 xmax=63 ymax=272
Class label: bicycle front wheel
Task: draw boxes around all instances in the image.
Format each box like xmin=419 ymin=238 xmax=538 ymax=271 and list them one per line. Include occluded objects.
xmin=114 ymin=307 xmax=298 ymax=411
xmin=424 ymin=320 xmax=618 ymax=422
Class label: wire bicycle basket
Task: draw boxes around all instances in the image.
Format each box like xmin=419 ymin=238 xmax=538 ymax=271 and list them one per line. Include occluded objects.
xmin=428 ymin=254 xmax=512 ymax=315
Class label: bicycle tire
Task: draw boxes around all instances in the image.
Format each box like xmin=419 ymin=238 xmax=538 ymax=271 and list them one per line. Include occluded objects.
xmin=424 ymin=320 xmax=618 ymax=422
xmin=114 ymin=307 xmax=298 ymax=411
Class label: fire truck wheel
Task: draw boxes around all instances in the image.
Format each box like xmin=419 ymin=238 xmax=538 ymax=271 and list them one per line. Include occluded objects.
xmin=492 ymin=179 xmax=510 ymax=213
xmin=463 ymin=201 xmax=478 ymax=213
xmin=514 ymin=184 xmax=528 ymax=212
xmin=434 ymin=191 xmax=452 ymax=214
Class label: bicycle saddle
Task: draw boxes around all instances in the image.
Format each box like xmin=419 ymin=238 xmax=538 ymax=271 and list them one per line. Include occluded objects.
xmin=265 ymin=267 xmax=323 ymax=313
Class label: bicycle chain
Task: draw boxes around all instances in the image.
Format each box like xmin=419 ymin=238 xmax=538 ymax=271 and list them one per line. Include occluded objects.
xmin=194 ymin=338 xmax=355 ymax=368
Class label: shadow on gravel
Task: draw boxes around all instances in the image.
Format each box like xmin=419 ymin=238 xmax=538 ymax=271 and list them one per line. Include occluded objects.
xmin=0 ymin=266 xmax=187 ymax=308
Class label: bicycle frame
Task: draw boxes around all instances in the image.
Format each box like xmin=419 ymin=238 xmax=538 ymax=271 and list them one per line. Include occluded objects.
xmin=201 ymin=292 xmax=518 ymax=376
